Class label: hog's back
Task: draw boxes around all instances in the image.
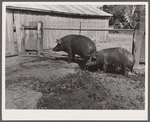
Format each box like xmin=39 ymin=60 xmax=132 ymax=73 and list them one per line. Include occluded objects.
xmin=96 ymin=49 xmax=120 ymax=65
xmin=61 ymin=34 xmax=96 ymax=57
xmin=101 ymin=47 xmax=134 ymax=68
xmin=96 ymin=47 xmax=134 ymax=65
xmin=116 ymin=47 xmax=135 ymax=68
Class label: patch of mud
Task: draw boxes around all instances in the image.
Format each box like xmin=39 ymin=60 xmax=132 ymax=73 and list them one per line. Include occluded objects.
xmin=6 ymin=60 xmax=78 ymax=84
xmin=5 ymin=55 xmax=79 ymax=109
xmin=6 ymin=56 xmax=37 ymax=67
xmin=91 ymin=72 xmax=145 ymax=109
xmin=37 ymin=71 xmax=145 ymax=109
xmin=6 ymin=86 xmax=42 ymax=109
xmin=37 ymin=73 xmax=109 ymax=109
xmin=5 ymin=54 xmax=145 ymax=109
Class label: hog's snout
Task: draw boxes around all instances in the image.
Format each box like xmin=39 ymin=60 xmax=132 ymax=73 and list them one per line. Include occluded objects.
xmin=52 ymin=47 xmax=58 ymax=51
xmin=86 ymin=59 xmax=97 ymax=66
xmin=85 ymin=62 xmax=92 ymax=66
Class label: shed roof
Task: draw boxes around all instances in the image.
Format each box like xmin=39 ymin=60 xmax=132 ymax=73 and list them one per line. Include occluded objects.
xmin=6 ymin=4 xmax=112 ymax=17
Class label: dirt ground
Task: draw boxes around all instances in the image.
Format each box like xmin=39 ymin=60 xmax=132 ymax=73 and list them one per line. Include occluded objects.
xmin=5 ymin=33 xmax=145 ymax=109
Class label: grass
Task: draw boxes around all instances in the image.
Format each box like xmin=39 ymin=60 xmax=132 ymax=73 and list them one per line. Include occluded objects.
xmin=96 ymin=33 xmax=133 ymax=52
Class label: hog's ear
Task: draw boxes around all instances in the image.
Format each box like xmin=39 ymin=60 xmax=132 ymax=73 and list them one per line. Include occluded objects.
xmin=56 ymin=39 xmax=59 ymax=43
xmin=91 ymin=56 xmax=97 ymax=62
xmin=56 ymin=39 xmax=62 ymax=44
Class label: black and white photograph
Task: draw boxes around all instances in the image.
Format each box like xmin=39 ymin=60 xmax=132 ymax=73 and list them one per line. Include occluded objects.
xmin=2 ymin=1 xmax=148 ymax=120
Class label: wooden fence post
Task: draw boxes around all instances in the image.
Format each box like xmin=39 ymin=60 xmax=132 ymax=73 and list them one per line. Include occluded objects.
xmin=37 ymin=21 xmax=43 ymax=54
xmin=20 ymin=25 xmax=25 ymax=54
xmin=79 ymin=21 xmax=81 ymax=35
xmin=13 ymin=23 xmax=19 ymax=54
xmin=132 ymin=10 xmax=145 ymax=65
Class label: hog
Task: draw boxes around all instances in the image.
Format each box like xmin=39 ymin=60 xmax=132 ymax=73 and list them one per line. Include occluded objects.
xmin=86 ymin=47 xmax=135 ymax=76
xmin=52 ymin=34 xmax=96 ymax=65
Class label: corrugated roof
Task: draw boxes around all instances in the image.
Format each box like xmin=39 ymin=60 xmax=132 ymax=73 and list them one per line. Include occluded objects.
xmin=6 ymin=4 xmax=112 ymax=17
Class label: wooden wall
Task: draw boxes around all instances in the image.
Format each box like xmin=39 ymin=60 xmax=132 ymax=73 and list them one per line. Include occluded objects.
xmin=81 ymin=18 xmax=109 ymax=43
xmin=6 ymin=9 xmax=109 ymax=53
xmin=6 ymin=9 xmax=16 ymax=55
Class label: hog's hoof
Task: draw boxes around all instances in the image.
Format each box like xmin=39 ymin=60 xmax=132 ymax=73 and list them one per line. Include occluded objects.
xmin=99 ymin=71 xmax=105 ymax=74
xmin=122 ymin=71 xmax=128 ymax=77
xmin=82 ymin=70 xmax=87 ymax=73
xmin=124 ymin=74 xmax=129 ymax=77
xmin=97 ymin=69 xmax=101 ymax=73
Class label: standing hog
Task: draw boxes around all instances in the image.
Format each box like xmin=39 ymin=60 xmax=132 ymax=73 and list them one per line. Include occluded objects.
xmin=86 ymin=47 xmax=135 ymax=76
xmin=52 ymin=34 xmax=96 ymax=66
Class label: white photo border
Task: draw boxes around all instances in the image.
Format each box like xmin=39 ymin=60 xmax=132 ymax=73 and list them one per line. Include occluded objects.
xmin=2 ymin=1 xmax=149 ymax=120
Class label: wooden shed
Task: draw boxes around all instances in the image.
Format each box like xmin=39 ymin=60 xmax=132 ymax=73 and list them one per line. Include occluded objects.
xmin=6 ymin=4 xmax=112 ymax=55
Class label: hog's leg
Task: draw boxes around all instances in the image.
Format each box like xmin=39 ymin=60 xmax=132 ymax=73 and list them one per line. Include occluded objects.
xmin=72 ymin=53 xmax=75 ymax=62
xmin=102 ymin=59 xmax=108 ymax=73
xmin=130 ymin=65 xmax=134 ymax=72
xmin=83 ymin=56 xmax=89 ymax=71
xmin=122 ymin=64 xmax=128 ymax=77
xmin=67 ymin=48 xmax=73 ymax=63
xmin=98 ymin=64 xmax=103 ymax=73
xmin=102 ymin=64 xmax=107 ymax=73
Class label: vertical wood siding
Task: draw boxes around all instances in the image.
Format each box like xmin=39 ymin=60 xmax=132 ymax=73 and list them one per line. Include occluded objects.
xmin=81 ymin=18 xmax=109 ymax=43
xmin=6 ymin=9 xmax=16 ymax=54
xmin=7 ymin=9 xmax=109 ymax=52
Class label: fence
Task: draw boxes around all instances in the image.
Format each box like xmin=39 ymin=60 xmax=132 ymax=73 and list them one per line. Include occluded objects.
xmin=7 ymin=19 xmax=145 ymax=66
xmin=21 ymin=20 xmax=145 ymax=65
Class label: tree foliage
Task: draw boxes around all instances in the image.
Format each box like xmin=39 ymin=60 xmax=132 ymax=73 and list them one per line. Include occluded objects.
xmin=101 ymin=5 xmax=145 ymax=28
xmin=102 ymin=5 xmax=130 ymax=25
